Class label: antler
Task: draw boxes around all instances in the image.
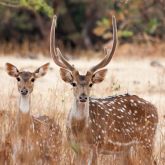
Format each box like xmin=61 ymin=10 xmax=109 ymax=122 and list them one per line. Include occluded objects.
xmin=51 ymin=15 xmax=117 ymax=73
xmin=89 ymin=16 xmax=117 ymax=73
xmin=50 ymin=15 xmax=75 ymax=71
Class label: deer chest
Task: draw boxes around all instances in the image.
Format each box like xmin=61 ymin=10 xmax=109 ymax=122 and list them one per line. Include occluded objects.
xmin=66 ymin=117 xmax=93 ymax=147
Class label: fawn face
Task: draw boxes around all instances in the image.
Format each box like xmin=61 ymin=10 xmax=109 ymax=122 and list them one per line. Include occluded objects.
xmin=60 ymin=68 xmax=107 ymax=103
xmin=6 ymin=63 xmax=49 ymax=96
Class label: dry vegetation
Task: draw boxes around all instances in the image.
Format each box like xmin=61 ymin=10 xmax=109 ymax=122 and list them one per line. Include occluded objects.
xmin=0 ymin=54 xmax=165 ymax=164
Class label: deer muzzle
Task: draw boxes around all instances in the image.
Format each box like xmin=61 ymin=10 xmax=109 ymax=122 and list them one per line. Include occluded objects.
xmin=79 ymin=93 xmax=88 ymax=102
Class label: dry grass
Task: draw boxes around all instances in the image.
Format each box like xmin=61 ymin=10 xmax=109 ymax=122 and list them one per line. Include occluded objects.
xmin=0 ymin=41 xmax=165 ymax=59
xmin=0 ymin=55 xmax=165 ymax=164
xmin=0 ymin=40 xmax=49 ymax=57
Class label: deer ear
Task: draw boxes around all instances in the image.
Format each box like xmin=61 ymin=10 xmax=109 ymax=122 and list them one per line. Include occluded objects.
xmin=34 ymin=63 xmax=49 ymax=78
xmin=92 ymin=69 xmax=107 ymax=84
xmin=60 ymin=68 xmax=73 ymax=83
xmin=5 ymin=63 xmax=19 ymax=77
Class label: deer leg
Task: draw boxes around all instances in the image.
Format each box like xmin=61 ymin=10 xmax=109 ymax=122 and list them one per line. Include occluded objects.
xmin=73 ymin=153 xmax=80 ymax=165
xmin=89 ymin=148 xmax=98 ymax=165
xmin=143 ymin=148 xmax=155 ymax=165
xmin=122 ymin=148 xmax=133 ymax=165
xmin=123 ymin=154 xmax=133 ymax=165
xmin=136 ymin=144 xmax=155 ymax=165
xmin=73 ymin=150 xmax=96 ymax=165
xmin=73 ymin=152 xmax=87 ymax=165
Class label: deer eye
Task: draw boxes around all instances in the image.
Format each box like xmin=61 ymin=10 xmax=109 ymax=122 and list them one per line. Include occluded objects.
xmin=16 ymin=77 xmax=20 ymax=82
xmin=31 ymin=78 xmax=35 ymax=82
xmin=71 ymin=82 xmax=77 ymax=87
xmin=89 ymin=83 xmax=93 ymax=87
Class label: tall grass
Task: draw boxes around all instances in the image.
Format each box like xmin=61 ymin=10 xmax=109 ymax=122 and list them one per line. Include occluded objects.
xmin=0 ymin=57 xmax=164 ymax=164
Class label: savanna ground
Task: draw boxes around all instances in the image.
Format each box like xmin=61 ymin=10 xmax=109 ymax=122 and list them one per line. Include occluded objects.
xmin=0 ymin=47 xmax=165 ymax=164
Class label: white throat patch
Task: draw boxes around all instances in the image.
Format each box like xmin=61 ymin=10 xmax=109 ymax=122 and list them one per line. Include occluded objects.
xmin=19 ymin=95 xmax=30 ymax=113
xmin=71 ymin=99 xmax=89 ymax=120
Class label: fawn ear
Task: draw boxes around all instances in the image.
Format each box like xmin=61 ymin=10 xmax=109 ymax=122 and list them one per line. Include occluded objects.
xmin=92 ymin=69 xmax=107 ymax=84
xmin=34 ymin=63 xmax=49 ymax=78
xmin=5 ymin=63 xmax=19 ymax=77
xmin=60 ymin=68 xmax=73 ymax=83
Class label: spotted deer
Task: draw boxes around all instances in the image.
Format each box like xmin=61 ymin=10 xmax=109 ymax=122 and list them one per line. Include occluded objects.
xmin=50 ymin=15 xmax=158 ymax=165
xmin=1 ymin=63 xmax=62 ymax=164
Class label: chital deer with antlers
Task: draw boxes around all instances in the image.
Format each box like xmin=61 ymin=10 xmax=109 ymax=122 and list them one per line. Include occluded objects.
xmin=1 ymin=63 xmax=62 ymax=164
xmin=50 ymin=15 xmax=158 ymax=165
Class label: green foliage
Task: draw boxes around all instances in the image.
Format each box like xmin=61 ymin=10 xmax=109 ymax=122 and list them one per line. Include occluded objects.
xmin=118 ymin=30 xmax=134 ymax=38
xmin=145 ymin=18 xmax=159 ymax=35
xmin=1 ymin=0 xmax=53 ymax=17
xmin=93 ymin=0 xmax=165 ymax=42
xmin=97 ymin=17 xmax=110 ymax=28
xmin=12 ymin=13 xmax=33 ymax=31
xmin=21 ymin=0 xmax=54 ymax=17
xmin=0 ymin=0 xmax=164 ymax=50
xmin=94 ymin=16 xmax=134 ymax=40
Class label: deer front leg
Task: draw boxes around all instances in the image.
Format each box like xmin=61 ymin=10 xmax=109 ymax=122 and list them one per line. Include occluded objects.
xmin=79 ymin=148 xmax=98 ymax=165
xmin=137 ymin=145 xmax=155 ymax=165
xmin=72 ymin=152 xmax=87 ymax=165
xmin=123 ymin=152 xmax=133 ymax=165
xmin=72 ymin=145 xmax=97 ymax=165
xmin=89 ymin=148 xmax=98 ymax=165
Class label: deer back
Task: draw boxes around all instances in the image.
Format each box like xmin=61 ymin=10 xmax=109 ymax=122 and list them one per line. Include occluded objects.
xmin=88 ymin=94 xmax=158 ymax=152
xmin=1 ymin=114 xmax=62 ymax=164
xmin=33 ymin=115 xmax=62 ymax=163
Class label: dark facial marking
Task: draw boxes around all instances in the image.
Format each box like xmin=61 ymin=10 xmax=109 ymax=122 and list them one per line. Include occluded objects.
xmin=77 ymin=75 xmax=90 ymax=86
xmin=79 ymin=75 xmax=86 ymax=81
xmin=19 ymin=72 xmax=33 ymax=82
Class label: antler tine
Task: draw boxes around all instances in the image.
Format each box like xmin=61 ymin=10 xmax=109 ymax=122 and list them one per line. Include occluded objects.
xmin=56 ymin=48 xmax=75 ymax=71
xmin=50 ymin=15 xmax=68 ymax=69
xmin=90 ymin=16 xmax=117 ymax=73
xmin=50 ymin=15 xmax=75 ymax=71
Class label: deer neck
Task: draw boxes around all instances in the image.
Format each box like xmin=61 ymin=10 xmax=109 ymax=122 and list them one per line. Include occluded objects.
xmin=69 ymin=98 xmax=89 ymax=131
xmin=19 ymin=95 xmax=30 ymax=114
xmin=17 ymin=95 xmax=32 ymax=136
xmin=67 ymin=98 xmax=91 ymax=147
xmin=72 ymin=98 xmax=89 ymax=120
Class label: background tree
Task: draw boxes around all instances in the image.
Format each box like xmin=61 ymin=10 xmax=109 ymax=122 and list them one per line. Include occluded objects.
xmin=0 ymin=0 xmax=164 ymax=55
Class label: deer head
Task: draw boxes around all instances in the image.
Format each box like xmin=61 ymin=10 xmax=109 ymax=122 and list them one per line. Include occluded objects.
xmin=50 ymin=15 xmax=117 ymax=103
xmin=5 ymin=63 xmax=49 ymax=96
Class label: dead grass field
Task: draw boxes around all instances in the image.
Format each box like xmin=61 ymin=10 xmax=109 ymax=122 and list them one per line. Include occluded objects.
xmin=0 ymin=55 xmax=165 ymax=164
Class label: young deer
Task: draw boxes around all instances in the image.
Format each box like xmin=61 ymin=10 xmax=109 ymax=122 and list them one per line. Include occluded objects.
xmin=2 ymin=63 xmax=62 ymax=164
xmin=50 ymin=15 xmax=158 ymax=165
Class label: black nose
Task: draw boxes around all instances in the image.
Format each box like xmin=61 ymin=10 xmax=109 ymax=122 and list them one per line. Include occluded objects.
xmin=79 ymin=93 xmax=87 ymax=102
xmin=21 ymin=88 xmax=28 ymax=95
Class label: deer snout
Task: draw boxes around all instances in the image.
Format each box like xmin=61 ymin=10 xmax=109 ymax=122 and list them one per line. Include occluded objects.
xmin=20 ymin=88 xmax=28 ymax=95
xmin=79 ymin=93 xmax=88 ymax=102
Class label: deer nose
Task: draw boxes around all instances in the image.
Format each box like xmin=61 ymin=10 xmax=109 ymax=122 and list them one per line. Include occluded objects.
xmin=79 ymin=93 xmax=87 ymax=102
xmin=21 ymin=88 xmax=28 ymax=95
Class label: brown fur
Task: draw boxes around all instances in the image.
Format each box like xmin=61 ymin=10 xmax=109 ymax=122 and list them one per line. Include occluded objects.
xmin=1 ymin=63 xmax=62 ymax=164
xmin=67 ymin=94 xmax=158 ymax=164
xmin=1 ymin=112 xmax=62 ymax=164
xmin=55 ymin=64 xmax=159 ymax=165
xmin=51 ymin=15 xmax=158 ymax=164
